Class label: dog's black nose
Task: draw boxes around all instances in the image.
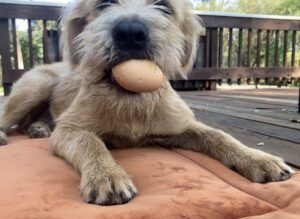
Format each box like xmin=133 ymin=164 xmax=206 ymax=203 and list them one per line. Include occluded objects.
xmin=113 ymin=20 xmax=149 ymax=50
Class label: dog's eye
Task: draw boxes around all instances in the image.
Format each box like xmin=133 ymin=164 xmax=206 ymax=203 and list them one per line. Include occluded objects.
xmin=96 ymin=0 xmax=117 ymax=11
xmin=153 ymin=0 xmax=173 ymax=16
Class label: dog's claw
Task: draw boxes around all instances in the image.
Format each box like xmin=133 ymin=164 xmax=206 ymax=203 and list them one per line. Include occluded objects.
xmin=81 ymin=166 xmax=137 ymax=205
xmin=233 ymin=154 xmax=295 ymax=183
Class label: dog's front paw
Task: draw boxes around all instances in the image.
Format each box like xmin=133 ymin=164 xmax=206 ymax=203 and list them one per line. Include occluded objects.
xmin=234 ymin=153 xmax=295 ymax=183
xmin=80 ymin=165 xmax=137 ymax=205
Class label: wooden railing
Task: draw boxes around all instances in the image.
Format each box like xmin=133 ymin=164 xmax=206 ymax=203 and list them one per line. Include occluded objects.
xmin=0 ymin=3 xmax=300 ymax=94
xmin=184 ymin=12 xmax=300 ymax=90
xmin=0 ymin=2 xmax=62 ymax=95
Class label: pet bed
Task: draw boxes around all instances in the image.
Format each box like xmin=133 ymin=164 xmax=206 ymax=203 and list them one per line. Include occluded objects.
xmin=0 ymin=136 xmax=299 ymax=219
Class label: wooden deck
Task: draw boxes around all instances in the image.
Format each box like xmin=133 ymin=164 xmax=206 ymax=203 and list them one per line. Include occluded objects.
xmin=180 ymin=88 xmax=300 ymax=169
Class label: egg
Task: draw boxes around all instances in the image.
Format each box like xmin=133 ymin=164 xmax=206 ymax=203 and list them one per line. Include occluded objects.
xmin=112 ymin=60 xmax=164 ymax=93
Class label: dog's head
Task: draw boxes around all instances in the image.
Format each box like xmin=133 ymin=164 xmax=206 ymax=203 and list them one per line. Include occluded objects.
xmin=61 ymin=0 xmax=202 ymax=81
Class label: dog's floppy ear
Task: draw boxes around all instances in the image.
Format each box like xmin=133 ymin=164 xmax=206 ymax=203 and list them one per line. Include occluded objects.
xmin=61 ymin=1 xmax=88 ymax=68
xmin=180 ymin=12 xmax=203 ymax=77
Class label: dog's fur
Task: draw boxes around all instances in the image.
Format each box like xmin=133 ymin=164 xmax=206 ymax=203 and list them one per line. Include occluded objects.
xmin=0 ymin=0 xmax=294 ymax=205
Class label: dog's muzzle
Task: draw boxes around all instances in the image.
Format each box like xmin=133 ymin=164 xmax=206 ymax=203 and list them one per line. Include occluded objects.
xmin=107 ymin=19 xmax=153 ymax=71
xmin=113 ymin=19 xmax=149 ymax=51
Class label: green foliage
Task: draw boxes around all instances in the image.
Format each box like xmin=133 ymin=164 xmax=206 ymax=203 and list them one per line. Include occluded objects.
xmin=272 ymin=0 xmax=300 ymax=16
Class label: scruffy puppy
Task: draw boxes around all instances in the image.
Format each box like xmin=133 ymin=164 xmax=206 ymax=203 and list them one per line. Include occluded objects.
xmin=0 ymin=0 xmax=294 ymax=205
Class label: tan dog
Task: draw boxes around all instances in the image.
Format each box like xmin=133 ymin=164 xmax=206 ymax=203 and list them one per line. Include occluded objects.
xmin=0 ymin=0 xmax=294 ymax=205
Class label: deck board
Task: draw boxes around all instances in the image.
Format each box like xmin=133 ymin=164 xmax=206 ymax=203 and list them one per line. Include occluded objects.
xmin=183 ymin=96 xmax=297 ymax=121
xmin=184 ymin=99 xmax=300 ymax=130
xmin=193 ymin=110 xmax=300 ymax=169
xmin=179 ymin=88 xmax=300 ymax=169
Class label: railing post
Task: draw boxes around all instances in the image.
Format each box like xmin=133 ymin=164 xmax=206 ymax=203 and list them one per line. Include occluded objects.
xmin=0 ymin=18 xmax=12 ymax=95
xmin=43 ymin=20 xmax=50 ymax=64
xmin=206 ymin=27 xmax=218 ymax=90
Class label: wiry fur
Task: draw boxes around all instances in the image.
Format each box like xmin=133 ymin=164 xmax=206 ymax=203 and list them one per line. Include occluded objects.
xmin=0 ymin=0 xmax=294 ymax=206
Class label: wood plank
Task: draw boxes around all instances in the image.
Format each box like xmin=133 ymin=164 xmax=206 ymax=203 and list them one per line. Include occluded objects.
xmin=180 ymin=90 xmax=298 ymax=111
xmin=196 ymin=93 xmax=297 ymax=105
xmin=274 ymin=30 xmax=280 ymax=67
xmin=210 ymin=28 xmax=218 ymax=68
xmin=189 ymin=67 xmax=300 ymax=80
xmin=11 ymin=18 xmax=18 ymax=69
xmin=181 ymin=92 xmax=298 ymax=108
xmin=180 ymin=94 xmax=299 ymax=121
xmin=43 ymin=20 xmax=49 ymax=64
xmin=257 ymin=29 xmax=262 ymax=67
xmin=0 ymin=3 xmax=62 ymax=20
xmin=28 ymin=19 xmax=34 ymax=68
xmin=238 ymin=28 xmax=243 ymax=67
xmin=291 ymin=31 xmax=297 ymax=67
xmin=283 ymin=30 xmax=288 ymax=67
xmin=228 ymin=28 xmax=233 ymax=68
xmin=192 ymin=108 xmax=300 ymax=144
xmin=185 ymin=100 xmax=300 ymax=130
xmin=298 ymin=87 xmax=300 ymax=113
xmin=208 ymin=28 xmax=218 ymax=90
xmin=3 ymin=69 xmax=27 ymax=83
xmin=199 ymin=14 xmax=300 ymax=31
xmin=205 ymin=29 xmax=210 ymax=68
xmin=265 ymin=30 xmax=270 ymax=67
xmin=218 ymin=28 xmax=223 ymax=68
xmin=299 ymin=87 xmax=300 ymax=113
xmin=0 ymin=18 xmax=11 ymax=95
xmin=180 ymin=88 xmax=298 ymax=97
xmin=197 ymin=92 xmax=297 ymax=105
xmin=180 ymin=89 xmax=297 ymax=101
xmin=247 ymin=29 xmax=252 ymax=67
xmin=0 ymin=18 xmax=11 ymax=70
xmin=196 ymin=89 xmax=299 ymax=99
xmin=193 ymin=110 xmax=300 ymax=168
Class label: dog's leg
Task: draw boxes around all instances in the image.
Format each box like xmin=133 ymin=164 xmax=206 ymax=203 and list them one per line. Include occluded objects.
xmin=51 ymin=125 xmax=137 ymax=205
xmin=153 ymin=120 xmax=294 ymax=183
xmin=0 ymin=67 xmax=58 ymax=145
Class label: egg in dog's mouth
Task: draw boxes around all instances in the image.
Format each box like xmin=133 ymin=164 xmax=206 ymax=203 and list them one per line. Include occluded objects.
xmin=107 ymin=60 xmax=164 ymax=94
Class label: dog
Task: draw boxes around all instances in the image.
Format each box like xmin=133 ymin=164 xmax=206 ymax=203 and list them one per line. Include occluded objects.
xmin=0 ymin=0 xmax=294 ymax=206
